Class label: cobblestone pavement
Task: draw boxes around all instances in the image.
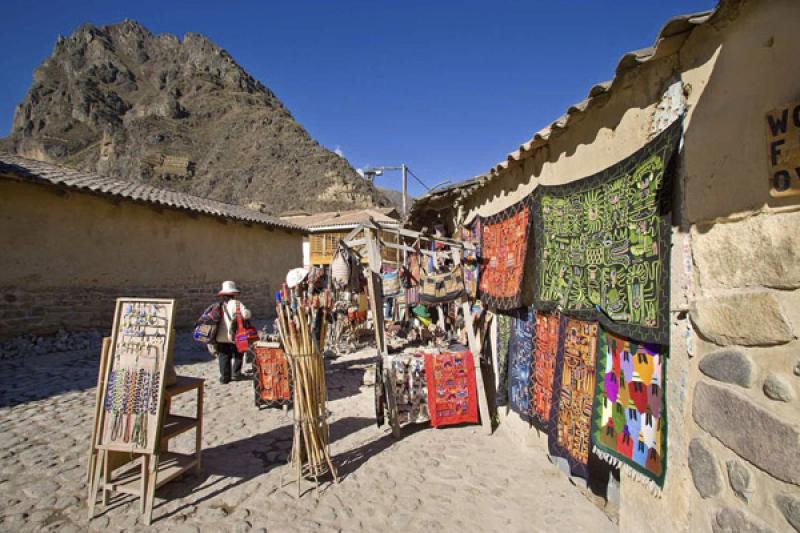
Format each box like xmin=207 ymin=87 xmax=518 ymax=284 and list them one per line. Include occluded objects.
xmin=0 ymin=332 xmax=617 ymax=532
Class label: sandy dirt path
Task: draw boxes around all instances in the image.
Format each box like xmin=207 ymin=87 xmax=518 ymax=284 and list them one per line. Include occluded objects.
xmin=0 ymin=331 xmax=617 ymax=532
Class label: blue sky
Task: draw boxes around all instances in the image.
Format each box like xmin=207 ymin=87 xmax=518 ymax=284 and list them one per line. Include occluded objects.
xmin=1 ymin=1 xmax=716 ymax=197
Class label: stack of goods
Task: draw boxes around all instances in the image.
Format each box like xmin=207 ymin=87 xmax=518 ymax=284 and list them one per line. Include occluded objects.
xmin=392 ymin=353 xmax=429 ymax=424
xmin=252 ymin=341 xmax=292 ymax=409
xmin=423 ymin=350 xmax=479 ymax=428
xmin=275 ymin=285 xmax=338 ymax=487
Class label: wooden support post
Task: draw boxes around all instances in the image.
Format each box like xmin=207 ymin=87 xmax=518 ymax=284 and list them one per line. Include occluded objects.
xmin=462 ymin=302 xmax=493 ymax=436
xmin=196 ymin=385 xmax=204 ymax=474
xmin=364 ymin=227 xmax=401 ymax=438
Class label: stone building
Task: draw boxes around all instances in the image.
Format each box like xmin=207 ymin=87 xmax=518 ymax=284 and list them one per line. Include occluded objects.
xmin=0 ymin=153 xmax=305 ymax=337
xmin=410 ymin=1 xmax=800 ymax=531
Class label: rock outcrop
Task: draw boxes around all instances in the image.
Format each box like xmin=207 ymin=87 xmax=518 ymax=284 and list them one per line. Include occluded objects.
xmin=0 ymin=20 xmax=389 ymax=213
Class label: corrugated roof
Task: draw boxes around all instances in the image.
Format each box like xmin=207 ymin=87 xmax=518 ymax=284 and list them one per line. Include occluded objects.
xmin=439 ymin=4 xmax=722 ymax=202
xmin=0 ymin=153 xmax=305 ymax=232
xmin=282 ymin=207 xmax=400 ymax=230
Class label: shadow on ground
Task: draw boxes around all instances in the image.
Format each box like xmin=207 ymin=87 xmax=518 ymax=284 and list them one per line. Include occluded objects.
xmin=116 ymin=416 xmax=378 ymax=521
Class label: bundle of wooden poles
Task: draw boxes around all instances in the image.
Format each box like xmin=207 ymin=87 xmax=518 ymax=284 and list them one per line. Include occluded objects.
xmin=275 ymin=283 xmax=339 ymax=492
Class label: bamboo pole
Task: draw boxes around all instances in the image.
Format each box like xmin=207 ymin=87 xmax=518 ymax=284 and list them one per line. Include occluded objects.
xmin=276 ymin=286 xmax=339 ymax=496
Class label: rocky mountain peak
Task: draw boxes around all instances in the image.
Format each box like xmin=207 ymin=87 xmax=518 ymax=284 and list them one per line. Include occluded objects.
xmin=1 ymin=20 xmax=388 ymax=213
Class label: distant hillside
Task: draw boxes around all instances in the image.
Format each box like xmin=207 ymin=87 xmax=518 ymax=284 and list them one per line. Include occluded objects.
xmin=378 ymin=187 xmax=409 ymax=211
xmin=0 ymin=20 xmax=389 ymax=214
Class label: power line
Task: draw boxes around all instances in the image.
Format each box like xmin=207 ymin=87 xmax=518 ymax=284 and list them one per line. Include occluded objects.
xmin=405 ymin=167 xmax=431 ymax=190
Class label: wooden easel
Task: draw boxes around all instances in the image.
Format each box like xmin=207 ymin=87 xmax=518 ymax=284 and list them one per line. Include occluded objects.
xmin=343 ymin=221 xmax=493 ymax=437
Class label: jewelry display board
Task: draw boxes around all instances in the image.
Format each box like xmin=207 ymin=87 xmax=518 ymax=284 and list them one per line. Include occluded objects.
xmin=98 ymin=298 xmax=175 ymax=453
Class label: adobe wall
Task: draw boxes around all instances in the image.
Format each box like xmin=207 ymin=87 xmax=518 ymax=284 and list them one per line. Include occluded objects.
xmin=456 ymin=0 xmax=800 ymax=531
xmin=0 ymin=179 xmax=303 ymax=337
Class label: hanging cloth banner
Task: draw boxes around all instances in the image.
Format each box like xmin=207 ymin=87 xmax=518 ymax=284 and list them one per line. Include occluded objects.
xmin=479 ymin=195 xmax=534 ymax=311
xmin=548 ymin=317 xmax=599 ymax=479
xmin=591 ymin=327 xmax=667 ymax=494
xmin=531 ymin=119 xmax=682 ymax=345
xmin=529 ymin=310 xmax=561 ymax=429
xmin=506 ymin=306 xmax=535 ymax=420
xmin=494 ymin=312 xmax=513 ymax=407
xmin=423 ymin=351 xmax=479 ymax=428
xmin=460 ymin=217 xmax=482 ymax=299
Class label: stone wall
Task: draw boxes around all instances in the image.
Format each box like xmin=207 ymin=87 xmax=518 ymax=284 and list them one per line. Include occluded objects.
xmin=443 ymin=1 xmax=800 ymax=531
xmin=0 ymin=179 xmax=303 ymax=337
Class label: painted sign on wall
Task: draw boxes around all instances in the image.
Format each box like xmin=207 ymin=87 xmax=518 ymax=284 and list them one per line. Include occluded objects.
xmin=767 ymin=101 xmax=800 ymax=197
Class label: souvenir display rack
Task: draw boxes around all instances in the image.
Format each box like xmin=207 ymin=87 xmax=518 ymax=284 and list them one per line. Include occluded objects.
xmin=342 ymin=220 xmax=492 ymax=437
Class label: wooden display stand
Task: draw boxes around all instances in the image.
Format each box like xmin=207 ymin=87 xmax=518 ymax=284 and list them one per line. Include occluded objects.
xmin=90 ymin=376 xmax=204 ymax=524
xmin=86 ymin=298 xmax=204 ymax=525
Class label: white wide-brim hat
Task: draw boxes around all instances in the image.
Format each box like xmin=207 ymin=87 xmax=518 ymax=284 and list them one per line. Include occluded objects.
xmin=218 ymin=280 xmax=241 ymax=296
xmin=286 ymin=267 xmax=309 ymax=289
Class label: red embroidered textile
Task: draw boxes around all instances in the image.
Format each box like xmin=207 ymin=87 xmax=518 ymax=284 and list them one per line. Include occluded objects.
xmin=479 ymin=196 xmax=533 ymax=310
xmin=253 ymin=343 xmax=292 ymax=407
xmin=423 ymin=351 xmax=479 ymax=428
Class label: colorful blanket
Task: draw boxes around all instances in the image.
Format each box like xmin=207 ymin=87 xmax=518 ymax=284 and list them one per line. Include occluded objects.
xmin=548 ymin=317 xmax=598 ymax=479
xmin=253 ymin=343 xmax=292 ymax=408
xmin=495 ymin=313 xmax=512 ymax=407
xmin=507 ymin=306 xmax=535 ymax=420
xmin=531 ymin=119 xmax=681 ymax=345
xmin=479 ymin=196 xmax=533 ymax=310
xmin=591 ymin=328 xmax=667 ymax=493
xmin=530 ymin=310 xmax=561 ymax=428
xmin=424 ymin=351 xmax=479 ymax=427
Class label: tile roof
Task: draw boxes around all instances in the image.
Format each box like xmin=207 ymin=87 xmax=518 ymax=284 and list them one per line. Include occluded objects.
xmin=416 ymin=3 xmax=723 ymax=208
xmin=0 ymin=153 xmax=305 ymax=232
xmin=281 ymin=207 xmax=400 ymax=230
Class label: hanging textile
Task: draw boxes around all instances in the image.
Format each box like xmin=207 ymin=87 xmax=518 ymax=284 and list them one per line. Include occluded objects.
xmin=479 ymin=196 xmax=533 ymax=311
xmin=591 ymin=328 xmax=667 ymax=493
xmin=393 ymin=353 xmax=430 ymax=425
xmin=423 ymin=351 xmax=479 ymax=428
xmin=382 ymin=267 xmax=402 ymax=298
xmin=461 ymin=217 xmax=481 ymax=299
xmin=495 ymin=313 xmax=512 ymax=407
xmin=548 ymin=317 xmax=599 ymax=479
xmin=531 ymin=119 xmax=681 ymax=345
xmin=418 ymin=265 xmax=466 ymax=305
xmin=405 ymin=251 xmax=421 ymax=305
xmin=253 ymin=343 xmax=292 ymax=408
xmin=507 ymin=306 xmax=535 ymax=420
xmin=529 ymin=310 xmax=561 ymax=428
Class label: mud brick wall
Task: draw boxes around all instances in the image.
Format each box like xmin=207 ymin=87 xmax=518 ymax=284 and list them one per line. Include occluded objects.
xmin=0 ymin=179 xmax=302 ymax=338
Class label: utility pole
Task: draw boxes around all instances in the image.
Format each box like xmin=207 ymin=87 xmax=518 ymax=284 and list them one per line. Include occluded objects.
xmin=401 ymin=163 xmax=408 ymax=217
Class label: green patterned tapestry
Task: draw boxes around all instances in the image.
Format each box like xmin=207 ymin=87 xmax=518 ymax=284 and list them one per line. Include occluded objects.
xmin=531 ymin=119 xmax=681 ymax=344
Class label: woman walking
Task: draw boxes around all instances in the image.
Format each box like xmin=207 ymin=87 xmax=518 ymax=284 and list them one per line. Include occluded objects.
xmin=214 ymin=280 xmax=253 ymax=384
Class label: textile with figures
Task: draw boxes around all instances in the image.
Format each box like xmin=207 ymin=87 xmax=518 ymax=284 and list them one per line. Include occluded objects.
xmin=548 ymin=317 xmax=598 ymax=479
xmin=461 ymin=218 xmax=481 ymax=298
xmin=479 ymin=196 xmax=534 ymax=310
xmin=253 ymin=343 xmax=292 ymax=408
xmin=591 ymin=328 xmax=667 ymax=492
xmin=392 ymin=353 xmax=429 ymax=425
xmin=529 ymin=310 xmax=561 ymax=428
xmin=495 ymin=313 xmax=512 ymax=407
xmin=507 ymin=306 xmax=535 ymax=420
xmin=531 ymin=119 xmax=682 ymax=345
xmin=423 ymin=351 xmax=479 ymax=427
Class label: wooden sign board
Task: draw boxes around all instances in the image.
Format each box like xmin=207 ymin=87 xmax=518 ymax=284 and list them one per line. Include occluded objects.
xmin=767 ymin=101 xmax=800 ymax=197
xmin=97 ymin=298 xmax=175 ymax=454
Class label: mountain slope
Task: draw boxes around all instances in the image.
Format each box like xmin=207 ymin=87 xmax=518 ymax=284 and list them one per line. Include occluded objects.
xmin=0 ymin=20 xmax=388 ymax=214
